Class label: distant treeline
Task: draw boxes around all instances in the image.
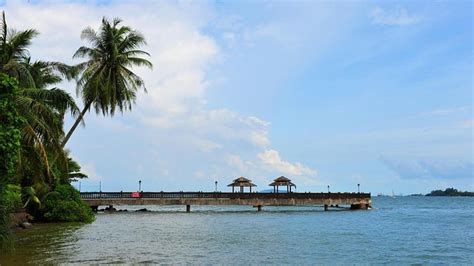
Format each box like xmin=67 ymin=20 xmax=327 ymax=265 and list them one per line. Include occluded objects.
xmin=426 ymin=188 xmax=474 ymax=197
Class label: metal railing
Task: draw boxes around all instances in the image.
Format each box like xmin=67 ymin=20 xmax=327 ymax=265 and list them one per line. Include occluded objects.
xmin=80 ymin=192 xmax=371 ymax=200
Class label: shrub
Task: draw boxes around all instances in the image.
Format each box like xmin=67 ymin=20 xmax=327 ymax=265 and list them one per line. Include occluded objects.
xmin=0 ymin=74 xmax=23 ymax=180
xmin=4 ymin=184 xmax=22 ymax=212
xmin=42 ymin=184 xmax=94 ymax=223
xmin=0 ymin=184 xmax=10 ymax=248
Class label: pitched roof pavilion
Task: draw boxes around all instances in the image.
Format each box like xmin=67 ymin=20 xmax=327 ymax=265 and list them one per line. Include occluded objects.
xmin=269 ymin=176 xmax=296 ymax=193
xmin=228 ymin=176 xmax=256 ymax=193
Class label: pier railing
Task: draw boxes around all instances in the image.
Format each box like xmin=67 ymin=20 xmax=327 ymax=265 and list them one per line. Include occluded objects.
xmin=80 ymin=192 xmax=370 ymax=200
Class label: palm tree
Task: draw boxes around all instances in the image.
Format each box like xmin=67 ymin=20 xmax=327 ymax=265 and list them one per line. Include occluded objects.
xmin=62 ymin=17 xmax=152 ymax=147
xmin=16 ymin=82 xmax=80 ymax=187
xmin=65 ymin=157 xmax=88 ymax=182
xmin=0 ymin=12 xmax=38 ymax=88
xmin=0 ymin=12 xmax=81 ymax=188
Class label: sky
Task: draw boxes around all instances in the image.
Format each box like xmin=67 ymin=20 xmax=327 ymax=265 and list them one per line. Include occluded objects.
xmin=2 ymin=0 xmax=472 ymax=194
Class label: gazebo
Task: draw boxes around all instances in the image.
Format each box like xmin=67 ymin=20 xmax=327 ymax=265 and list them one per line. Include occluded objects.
xmin=269 ymin=176 xmax=296 ymax=193
xmin=228 ymin=177 xmax=256 ymax=193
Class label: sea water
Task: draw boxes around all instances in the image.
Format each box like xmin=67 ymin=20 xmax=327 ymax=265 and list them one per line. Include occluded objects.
xmin=1 ymin=196 xmax=473 ymax=264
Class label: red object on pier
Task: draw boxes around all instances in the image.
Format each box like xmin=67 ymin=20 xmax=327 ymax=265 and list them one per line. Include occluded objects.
xmin=131 ymin=192 xmax=140 ymax=198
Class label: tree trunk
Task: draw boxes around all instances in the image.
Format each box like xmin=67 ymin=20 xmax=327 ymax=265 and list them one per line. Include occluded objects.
xmin=62 ymin=101 xmax=92 ymax=147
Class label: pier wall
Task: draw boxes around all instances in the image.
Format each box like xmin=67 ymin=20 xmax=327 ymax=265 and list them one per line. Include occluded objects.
xmin=81 ymin=192 xmax=371 ymax=209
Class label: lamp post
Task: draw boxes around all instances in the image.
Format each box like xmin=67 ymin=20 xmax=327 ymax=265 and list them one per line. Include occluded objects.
xmin=327 ymin=185 xmax=330 ymax=193
xmin=358 ymin=183 xmax=360 ymax=193
xmin=79 ymin=181 xmax=81 ymax=192
xmin=215 ymin=181 xmax=218 ymax=192
xmin=139 ymin=180 xmax=142 ymax=192
xmin=99 ymin=181 xmax=102 ymax=192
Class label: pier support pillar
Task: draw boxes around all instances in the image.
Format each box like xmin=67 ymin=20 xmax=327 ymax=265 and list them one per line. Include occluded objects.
xmin=257 ymin=205 xmax=262 ymax=212
xmin=91 ymin=206 xmax=98 ymax=212
xmin=350 ymin=203 xmax=369 ymax=210
xmin=186 ymin=205 xmax=191 ymax=212
xmin=324 ymin=204 xmax=328 ymax=211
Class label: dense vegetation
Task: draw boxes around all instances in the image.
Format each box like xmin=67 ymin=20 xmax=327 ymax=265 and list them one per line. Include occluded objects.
xmin=426 ymin=188 xmax=474 ymax=197
xmin=0 ymin=12 xmax=151 ymax=247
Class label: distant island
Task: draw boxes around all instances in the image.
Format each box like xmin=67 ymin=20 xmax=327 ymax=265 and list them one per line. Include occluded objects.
xmin=426 ymin=188 xmax=474 ymax=197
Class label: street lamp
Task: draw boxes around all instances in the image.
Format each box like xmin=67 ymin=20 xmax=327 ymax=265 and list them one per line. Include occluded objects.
xmin=215 ymin=181 xmax=218 ymax=192
xmin=358 ymin=183 xmax=360 ymax=193
xmin=327 ymin=185 xmax=330 ymax=193
xmin=139 ymin=180 xmax=142 ymax=192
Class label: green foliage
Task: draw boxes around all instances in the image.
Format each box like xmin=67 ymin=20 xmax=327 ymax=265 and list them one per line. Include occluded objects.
xmin=0 ymin=11 xmax=97 ymax=234
xmin=0 ymin=74 xmax=23 ymax=180
xmin=426 ymin=188 xmax=474 ymax=197
xmin=0 ymin=74 xmax=23 ymax=249
xmin=42 ymin=184 xmax=94 ymax=223
xmin=74 ymin=17 xmax=152 ymax=116
xmin=62 ymin=17 xmax=152 ymax=146
xmin=0 ymin=12 xmax=82 ymax=191
xmin=0 ymin=184 xmax=12 ymax=249
xmin=21 ymin=186 xmax=40 ymax=208
xmin=66 ymin=158 xmax=88 ymax=181
xmin=0 ymin=13 xmax=152 ymax=231
xmin=3 ymin=184 xmax=22 ymax=211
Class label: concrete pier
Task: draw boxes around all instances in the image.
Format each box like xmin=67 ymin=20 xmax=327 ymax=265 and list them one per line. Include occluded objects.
xmin=81 ymin=192 xmax=371 ymax=211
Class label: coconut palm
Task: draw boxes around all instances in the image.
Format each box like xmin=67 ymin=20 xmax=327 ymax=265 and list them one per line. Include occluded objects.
xmin=16 ymin=83 xmax=80 ymax=187
xmin=62 ymin=17 xmax=152 ymax=147
xmin=0 ymin=12 xmax=81 ymax=188
xmin=0 ymin=11 xmax=74 ymax=88
xmin=65 ymin=157 xmax=88 ymax=182
xmin=0 ymin=12 xmax=38 ymax=88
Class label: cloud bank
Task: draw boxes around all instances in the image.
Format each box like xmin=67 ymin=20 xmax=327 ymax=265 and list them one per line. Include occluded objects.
xmin=2 ymin=1 xmax=317 ymax=189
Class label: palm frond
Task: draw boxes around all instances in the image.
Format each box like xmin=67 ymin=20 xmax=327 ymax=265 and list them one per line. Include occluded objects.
xmin=21 ymin=87 xmax=82 ymax=119
xmin=72 ymin=17 xmax=151 ymax=116
xmin=7 ymin=28 xmax=39 ymax=60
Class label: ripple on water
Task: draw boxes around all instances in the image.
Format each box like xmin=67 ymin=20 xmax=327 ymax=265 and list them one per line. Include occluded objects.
xmin=0 ymin=197 xmax=473 ymax=264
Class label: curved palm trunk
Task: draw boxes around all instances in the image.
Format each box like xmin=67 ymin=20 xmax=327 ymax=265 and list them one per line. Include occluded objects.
xmin=62 ymin=101 xmax=91 ymax=147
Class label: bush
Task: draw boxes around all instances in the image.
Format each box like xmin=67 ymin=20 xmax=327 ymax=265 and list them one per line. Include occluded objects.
xmin=0 ymin=74 xmax=23 ymax=180
xmin=42 ymin=184 xmax=94 ymax=223
xmin=3 ymin=184 xmax=22 ymax=212
xmin=0 ymin=184 xmax=13 ymax=249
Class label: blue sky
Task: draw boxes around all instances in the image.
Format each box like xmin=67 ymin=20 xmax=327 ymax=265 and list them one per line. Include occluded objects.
xmin=3 ymin=0 xmax=472 ymax=194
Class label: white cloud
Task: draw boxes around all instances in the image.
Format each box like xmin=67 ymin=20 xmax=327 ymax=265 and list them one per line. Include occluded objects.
xmin=194 ymin=139 xmax=222 ymax=153
xmin=257 ymin=149 xmax=316 ymax=176
xmin=226 ymin=154 xmax=251 ymax=173
xmin=2 ymin=1 xmax=318 ymax=190
xmin=79 ymin=162 xmax=101 ymax=182
xmin=250 ymin=130 xmax=270 ymax=148
xmin=370 ymin=7 xmax=421 ymax=26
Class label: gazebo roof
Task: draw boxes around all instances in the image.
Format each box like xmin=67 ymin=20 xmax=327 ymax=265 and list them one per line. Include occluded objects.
xmin=233 ymin=176 xmax=252 ymax=183
xmin=274 ymin=176 xmax=291 ymax=182
xmin=269 ymin=181 xmax=296 ymax=187
xmin=228 ymin=176 xmax=257 ymax=187
xmin=269 ymin=176 xmax=296 ymax=187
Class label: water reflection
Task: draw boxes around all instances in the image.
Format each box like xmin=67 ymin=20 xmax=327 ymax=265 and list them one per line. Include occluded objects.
xmin=1 ymin=223 xmax=84 ymax=264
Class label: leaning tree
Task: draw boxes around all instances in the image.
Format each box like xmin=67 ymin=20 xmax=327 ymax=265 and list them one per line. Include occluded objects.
xmin=62 ymin=17 xmax=152 ymax=146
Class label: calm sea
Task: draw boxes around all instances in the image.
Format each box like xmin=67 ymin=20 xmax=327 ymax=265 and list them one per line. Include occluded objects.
xmin=1 ymin=196 xmax=473 ymax=264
